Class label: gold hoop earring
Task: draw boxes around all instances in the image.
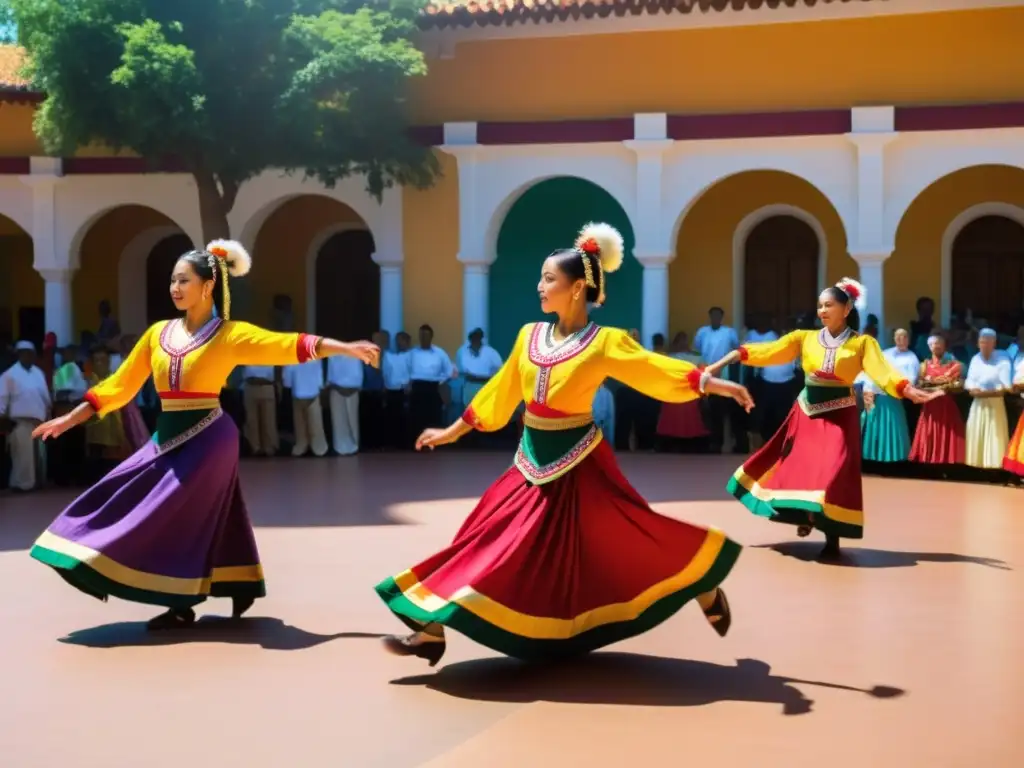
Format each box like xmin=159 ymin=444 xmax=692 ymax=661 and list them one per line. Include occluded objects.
xmin=573 ymin=292 xmax=581 ymax=301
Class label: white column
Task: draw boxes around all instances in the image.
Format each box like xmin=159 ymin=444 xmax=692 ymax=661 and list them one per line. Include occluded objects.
xmin=377 ymin=262 xmax=403 ymax=337
xmin=460 ymin=260 xmax=489 ymax=337
xmin=38 ymin=268 xmax=74 ymax=346
xmin=21 ymin=158 xmax=74 ymax=344
xmin=637 ymin=254 xmax=671 ymax=346
xmin=624 ymin=115 xmax=674 ymax=348
xmin=846 ymin=107 xmax=898 ymax=250
xmin=851 ymin=251 xmax=890 ymax=335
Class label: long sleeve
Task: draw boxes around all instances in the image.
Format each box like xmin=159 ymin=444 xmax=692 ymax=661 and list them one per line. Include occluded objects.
xmin=738 ymin=330 xmax=806 ymax=367
xmin=602 ymin=329 xmax=702 ymax=404
xmin=462 ymin=326 xmax=527 ymax=432
xmin=860 ymin=336 xmax=910 ymax=398
xmin=998 ymin=357 xmax=1012 ymax=388
xmin=84 ymin=325 xmax=157 ymax=418
xmin=221 ymin=321 xmax=320 ymax=366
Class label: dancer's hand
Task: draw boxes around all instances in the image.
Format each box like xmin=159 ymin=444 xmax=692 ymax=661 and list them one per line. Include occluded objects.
xmin=416 ymin=427 xmax=458 ymax=451
xmin=904 ymin=385 xmax=943 ymax=404
xmin=343 ymin=341 xmax=380 ymax=367
xmin=32 ymin=415 xmax=74 ymax=441
xmin=706 ymin=379 xmax=755 ymax=413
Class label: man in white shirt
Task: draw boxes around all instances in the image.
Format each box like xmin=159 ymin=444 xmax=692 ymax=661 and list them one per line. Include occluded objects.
xmin=327 ymin=350 xmax=364 ymax=456
xmin=0 ymin=341 xmax=51 ymax=491
xmin=695 ymin=306 xmax=745 ymax=453
xmin=282 ymin=360 xmax=328 ymax=457
xmin=407 ymin=324 xmax=456 ymax=440
xmin=744 ymin=315 xmax=799 ymax=445
xmin=242 ymin=364 xmax=279 ymax=457
xmin=456 ymin=328 xmax=503 ymax=408
xmin=382 ymin=331 xmax=412 ymax=449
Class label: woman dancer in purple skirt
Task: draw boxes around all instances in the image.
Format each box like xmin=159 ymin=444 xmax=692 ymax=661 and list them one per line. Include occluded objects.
xmin=29 ymin=240 xmax=379 ymax=630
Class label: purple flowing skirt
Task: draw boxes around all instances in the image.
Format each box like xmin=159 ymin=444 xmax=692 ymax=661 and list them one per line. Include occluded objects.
xmin=121 ymin=401 xmax=151 ymax=452
xmin=31 ymin=411 xmax=265 ymax=609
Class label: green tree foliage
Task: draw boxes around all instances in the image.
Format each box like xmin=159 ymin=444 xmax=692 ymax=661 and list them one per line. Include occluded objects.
xmin=6 ymin=0 xmax=437 ymax=240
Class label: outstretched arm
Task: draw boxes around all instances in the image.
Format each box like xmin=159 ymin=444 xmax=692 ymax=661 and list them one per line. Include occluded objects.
xmin=222 ymin=322 xmax=380 ymax=368
xmin=861 ymin=336 xmax=940 ymax=404
xmin=602 ymin=330 xmax=754 ymax=412
xmin=706 ymin=330 xmax=806 ymax=376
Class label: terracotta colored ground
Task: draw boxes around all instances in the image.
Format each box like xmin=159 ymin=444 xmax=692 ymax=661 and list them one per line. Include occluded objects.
xmin=0 ymin=452 xmax=1021 ymax=767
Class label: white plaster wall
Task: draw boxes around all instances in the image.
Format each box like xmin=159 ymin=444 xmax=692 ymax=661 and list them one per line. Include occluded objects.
xmin=0 ymin=177 xmax=33 ymax=234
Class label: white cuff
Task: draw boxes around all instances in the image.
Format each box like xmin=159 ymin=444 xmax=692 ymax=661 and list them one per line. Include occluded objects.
xmin=698 ymin=370 xmax=712 ymax=394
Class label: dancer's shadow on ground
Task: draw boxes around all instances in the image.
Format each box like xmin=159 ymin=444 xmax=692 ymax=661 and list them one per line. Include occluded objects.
xmin=58 ymin=616 xmax=383 ymax=651
xmin=756 ymin=541 xmax=1011 ymax=570
xmin=391 ymin=654 xmax=904 ymax=715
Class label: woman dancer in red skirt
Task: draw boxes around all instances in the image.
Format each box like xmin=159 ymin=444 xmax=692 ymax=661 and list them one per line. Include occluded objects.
xmin=707 ymin=279 xmax=940 ymax=559
xmin=375 ymin=223 xmax=753 ymax=665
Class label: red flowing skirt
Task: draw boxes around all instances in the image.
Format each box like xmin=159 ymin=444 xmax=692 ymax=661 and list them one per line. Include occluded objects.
xmin=727 ymin=402 xmax=863 ymax=539
xmin=909 ymin=395 xmax=966 ymax=465
xmin=375 ymin=440 xmax=741 ymax=661
xmin=1004 ymin=417 xmax=1024 ymax=476
xmin=656 ymin=401 xmax=709 ymax=439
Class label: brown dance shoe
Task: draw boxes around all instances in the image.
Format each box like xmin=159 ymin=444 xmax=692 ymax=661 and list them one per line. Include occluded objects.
xmin=701 ymin=589 xmax=732 ymax=638
xmin=381 ymin=633 xmax=447 ymax=667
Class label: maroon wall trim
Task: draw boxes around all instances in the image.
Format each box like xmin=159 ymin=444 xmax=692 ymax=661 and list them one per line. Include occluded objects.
xmin=895 ymin=102 xmax=1024 ymax=132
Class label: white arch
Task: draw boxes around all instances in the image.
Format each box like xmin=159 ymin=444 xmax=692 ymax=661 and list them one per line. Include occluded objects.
xmin=668 ymin=162 xmax=854 ymax=254
xmin=304 ymin=221 xmax=374 ymax=331
xmin=940 ymin=201 xmax=1024 ymax=327
xmin=117 ymin=225 xmax=192 ymax=334
xmin=732 ymin=204 xmax=827 ymax=330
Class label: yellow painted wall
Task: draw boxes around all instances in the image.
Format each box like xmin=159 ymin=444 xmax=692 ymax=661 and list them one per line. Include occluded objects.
xmin=0 ymin=103 xmax=41 ymax=156
xmin=670 ymin=170 xmax=853 ymax=336
xmin=72 ymin=205 xmax=174 ymax=334
xmin=401 ymin=151 xmax=461 ymax=351
xmin=886 ymin=165 xmax=1024 ymax=330
xmin=0 ymin=215 xmax=39 ymax=340
xmin=414 ymin=8 xmax=1024 ymax=123
xmin=248 ymin=195 xmax=364 ymax=329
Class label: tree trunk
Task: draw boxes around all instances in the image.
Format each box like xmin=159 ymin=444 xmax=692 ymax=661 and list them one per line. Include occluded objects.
xmin=193 ymin=171 xmax=232 ymax=245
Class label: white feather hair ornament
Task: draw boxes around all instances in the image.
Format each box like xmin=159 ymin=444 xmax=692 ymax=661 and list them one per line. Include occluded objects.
xmin=575 ymin=222 xmax=624 ymax=274
xmin=835 ymin=277 xmax=868 ymax=313
xmin=206 ymin=239 xmax=252 ymax=278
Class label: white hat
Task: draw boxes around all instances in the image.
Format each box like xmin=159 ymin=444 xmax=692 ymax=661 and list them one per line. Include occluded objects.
xmin=15 ymin=340 xmax=35 ymax=352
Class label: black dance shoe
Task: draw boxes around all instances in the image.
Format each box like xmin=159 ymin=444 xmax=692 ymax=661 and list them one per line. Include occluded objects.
xmin=702 ymin=588 xmax=732 ymax=638
xmin=381 ymin=633 xmax=447 ymax=667
xmin=232 ymin=596 xmax=255 ymax=619
xmin=146 ymin=608 xmax=196 ymax=631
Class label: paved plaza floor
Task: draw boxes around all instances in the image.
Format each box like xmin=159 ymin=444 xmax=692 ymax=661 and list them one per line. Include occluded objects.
xmin=0 ymin=452 xmax=1020 ymax=767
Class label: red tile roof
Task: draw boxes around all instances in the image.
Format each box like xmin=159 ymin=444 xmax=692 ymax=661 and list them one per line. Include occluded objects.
xmin=420 ymin=0 xmax=885 ymax=30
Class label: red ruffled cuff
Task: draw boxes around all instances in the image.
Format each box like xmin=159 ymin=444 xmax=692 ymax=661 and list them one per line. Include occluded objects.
xmin=686 ymin=367 xmax=704 ymax=393
xmin=894 ymin=379 xmax=910 ymax=397
xmin=83 ymin=390 xmax=102 ymax=414
xmin=296 ymin=334 xmax=321 ymax=363
xmin=462 ymin=406 xmax=482 ymax=430
xmin=738 ymin=346 xmax=750 ymax=362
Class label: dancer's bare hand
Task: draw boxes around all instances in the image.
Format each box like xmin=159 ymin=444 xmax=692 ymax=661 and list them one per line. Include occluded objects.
xmin=344 ymin=341 xmax=380 ymax=367
xmin=905 ymin=385 xmax=943 ymax=405
xmin=706 ymin=379 xmax=755 ymax=413
xmin=32 ymin=415 xmax=73 ymax=441
xmin=416 ymin=428 xmax=457 ymax=451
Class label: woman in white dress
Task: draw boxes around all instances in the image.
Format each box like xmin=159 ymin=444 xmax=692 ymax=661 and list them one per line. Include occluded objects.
xmin=964 ymin=328 xmax=1012 ymax=469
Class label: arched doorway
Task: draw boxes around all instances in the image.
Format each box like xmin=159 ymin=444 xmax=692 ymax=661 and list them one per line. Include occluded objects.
xmin=490 ymin=177 xmax=640 ymax=356
xmin=315 ymin=229 xmax=379 ymax=340
xmin=951 ymin=215 xmax=1024 ymax=331
xmin=146 ymin=234 xmax=193 ymax=325
xmin=0 ymin=215 xmax=40 ymax=346
xmin=744 ymin=215 xmax=819 ymax=331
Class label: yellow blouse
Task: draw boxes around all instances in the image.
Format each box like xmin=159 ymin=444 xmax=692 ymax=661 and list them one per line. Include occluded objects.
xmin=86 ymin=318 xmax=318 ymax=418
xmin=740 ymin=329 xmax=909 ymax=398
xmin=464 ymin=322 xmax=702 ymax=432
